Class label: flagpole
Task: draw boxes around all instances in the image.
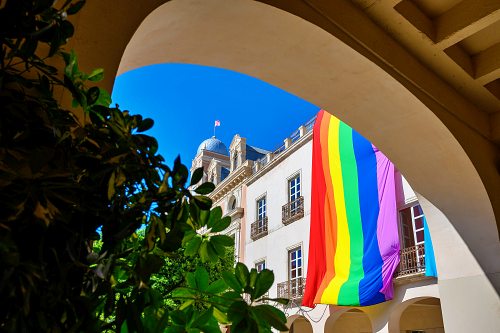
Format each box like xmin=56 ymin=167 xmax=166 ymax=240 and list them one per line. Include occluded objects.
xmin=213 ymin=120 xmax=220 ymax=137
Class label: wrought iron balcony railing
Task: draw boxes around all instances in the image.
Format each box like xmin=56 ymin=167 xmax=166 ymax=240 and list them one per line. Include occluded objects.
xmin=277 ymin=277 xmax=306 ymax=301
xmin=250 ymin=217 xmax=268 ymax=241
xmin=282 ymin=196 xmax=304 ymax=225
xmin=395 ymin=244 xmax=426 ymax=278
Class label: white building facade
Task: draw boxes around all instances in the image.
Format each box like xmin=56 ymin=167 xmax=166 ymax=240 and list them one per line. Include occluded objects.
xmin=194 ymin=117 xmax=448 ymax=333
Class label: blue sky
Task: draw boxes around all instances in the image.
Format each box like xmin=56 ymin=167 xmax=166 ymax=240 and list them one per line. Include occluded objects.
xmin=112 ymin=64 xmax=320 ymax=168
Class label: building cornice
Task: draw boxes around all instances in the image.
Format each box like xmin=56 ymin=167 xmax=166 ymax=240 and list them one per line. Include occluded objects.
xmin=225 ymin=207 xmax=244 ymax=220
xmin=210 ymin=160 xmax=253 ymax=202
xmin=246 ymin=130 xmax=312 ymax=186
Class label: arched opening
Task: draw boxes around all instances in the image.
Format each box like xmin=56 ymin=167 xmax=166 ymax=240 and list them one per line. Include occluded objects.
xmin=285 ymin=315 xmax=313 ymax=333
xmin=228 ymin=195 xmax=237 ymax=212
xmin=113 ymin=0 xmax=499 ymax=285
xmin=324 ymin=308 xmax=372 ymax=333
xmin=93 ymin=0 xmax=499 ymax=330
xmin=394 ymin=297 xmax=445 ymax=333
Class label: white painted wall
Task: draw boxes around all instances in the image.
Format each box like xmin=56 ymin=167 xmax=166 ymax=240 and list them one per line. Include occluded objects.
xmin=245 ymin=140 xmax=312 ymax=299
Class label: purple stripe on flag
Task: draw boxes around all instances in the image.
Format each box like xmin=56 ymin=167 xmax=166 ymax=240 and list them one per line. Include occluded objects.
xmin=373 ymin=145 xmax=400 ymax=300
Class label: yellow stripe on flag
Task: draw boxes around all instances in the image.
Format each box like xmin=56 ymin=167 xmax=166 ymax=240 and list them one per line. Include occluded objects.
xmin=321 ymin=116 xmax=351 ymax=303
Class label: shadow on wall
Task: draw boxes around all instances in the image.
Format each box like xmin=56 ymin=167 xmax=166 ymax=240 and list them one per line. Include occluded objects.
xmin=324 ymin=308 xmax=373 ymax=333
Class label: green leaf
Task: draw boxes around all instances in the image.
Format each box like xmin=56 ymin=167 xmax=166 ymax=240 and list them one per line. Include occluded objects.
xmin=172 ymin=287 xmax=196 ymax=299
xmin=186 ymin=271 xmax=196 ymax=289
xmin=184 ymin=235 xmax=202 ymax=256
xmin=206 ymin=206 xmax=222 ymax=228
xmin=190 ymin=167 xmax=203 ymax=186
xmin=191 ymin=308 xmax=213 ymax=329
xmin=170 ymin=310 xmax=187 ymax=325
xmin=107 ymin=171 xmax=116 ymax=199
xmin=192 ymin=196 xmax=212 ymax=210
xmin=210 ymin=235 xmax=234 ymax=247
xmin=179 ymin=299 xmax=195 ymax=311
xmin=120 ymin=321 xmax=129 ymax=333
xmin=96 ymin=88 xmax=111 ymax=106
xmin=86 ymin=86 xmax=100 ymax=105
xmin=222 ymin=272 xmax=242 ymax=293
xmin=64 ymin=50 xmax=77 ymax=78
xmin=227 ymin=301 xmax=249 ymax=328
xmin=198 ymin=209 xmax=210 ymax=227
xmin=166 ymin=327 xmax=185 ymax=333
xmin=137 ymin=118 xmax=154 ymax=132
xmin=252 ymin=304 xmax=288 ymax=331
xmin=212 ymin=307 xmax=229 ymax=324
xmin=199 ymin=241 xmax=210 ymax=263
xmin=253 ymin=269 xmax=274 ymax=300
xmin=209 ymin=215 xmax=231 ymax=232
xmin=60 ymin=21 xmax=75 ymax=40
xmin=87 ymin=68 xmax=104 ymax=82
xmin=208 ymin=236 xmax=227 ymax=257
xmin=221 ymin=291 xmax=241 ymax=303
xmin=206 ymin=241 xmax=219 ymax=263
xmin=189 ymin=202 xmax=200 ymax=226
xmin=194 ymin=268 xmax=209 ymax=292
xmin=173 ymin=164 xmax=189 ymax=187
xmin=205 ymin=279 xmax=227 ymax=294
xmin=235 ymin=263 xmax=250 ymax=288
xmin=67 ymin=0 xmax=86 ymax=15
xmin=249 ymin=269 xmax=258 ymax=289
xmin=194 ymin=182 xmax=215 ymax=195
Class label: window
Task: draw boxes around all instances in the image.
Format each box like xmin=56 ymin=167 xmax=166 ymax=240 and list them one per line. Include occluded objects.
xmin=228 ymin=196 xmax=237 ymax=211
xmin=255 ymin=260 xmax=266 ymax=272
xmin=399 ymin=204 xmax=425 ymax=248
xmin=257 ymin=196 xmax=266 ymax=222
xmin=251 ymin=196 xmax=268 ymax=241
xmin=288 ymin=174 xmax=301 ymax=214
xmin=288 ymin=174 xmax=301 ymax=202
xmin=399 ymin=203 xmax=426 ymax=268
xmin=288 ymin=246 xmax=302 ymax=297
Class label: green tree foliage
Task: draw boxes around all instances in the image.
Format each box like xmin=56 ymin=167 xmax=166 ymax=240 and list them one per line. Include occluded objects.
xmin=0 ymin=1 xmax=288 ymax=332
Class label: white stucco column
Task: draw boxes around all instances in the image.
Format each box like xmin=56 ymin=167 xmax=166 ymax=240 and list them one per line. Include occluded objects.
xmin=417 ymin=195 xmax=500 ymax=333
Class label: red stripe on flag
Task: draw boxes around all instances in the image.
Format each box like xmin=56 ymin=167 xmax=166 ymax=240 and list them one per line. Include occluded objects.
xmin=302 ymin=110 xmax=328 ymax=308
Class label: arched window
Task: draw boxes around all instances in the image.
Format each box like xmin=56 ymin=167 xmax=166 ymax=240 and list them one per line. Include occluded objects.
xmin=228 ymin=195 xmax=237 ymax=211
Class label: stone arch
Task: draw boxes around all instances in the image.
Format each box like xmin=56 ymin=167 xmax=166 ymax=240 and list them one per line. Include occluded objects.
xmin=67 ymin=0 xmax=500 ymax=330
xmin=388 ymin=297 xmax=444 ymax=333
xmin=113 ymin=0 xmax=499 ymax=285
xmin=324 ymin=308 xmax=373 ymax=333
xmin=284 ymin=314 xmax=313 ymax=333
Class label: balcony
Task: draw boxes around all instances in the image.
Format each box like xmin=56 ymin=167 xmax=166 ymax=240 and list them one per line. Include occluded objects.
xmin=250 ymin=217 xmax=268 ymax=241
xmin=394 ymin=244 xmax=426 ymax=278
xmin=277 ymin=277 xmax=306 ymax=302
xmin=282 ymin=196 xmax=304 ymax=225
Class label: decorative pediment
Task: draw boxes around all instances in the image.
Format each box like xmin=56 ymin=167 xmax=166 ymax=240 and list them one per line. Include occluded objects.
xmin=229 ymin=134 xmax=247 ymax=171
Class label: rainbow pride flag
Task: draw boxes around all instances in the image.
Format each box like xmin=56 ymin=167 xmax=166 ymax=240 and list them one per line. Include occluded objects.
xmin=302 ymin=110 xmax=400 ymax=307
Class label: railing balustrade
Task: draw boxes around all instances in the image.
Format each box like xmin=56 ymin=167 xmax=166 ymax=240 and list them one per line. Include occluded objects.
xmin=251 ymin=116 xmax=317 ymax=175
xmin=277 ymin=277 xmax=306 ymax=301
xmin=395 ymin=244 xmax=426 ymax=277
xmin=250 ymin=217 xmax=268 ymax=241
xmin=282 ymin=196 xmax=304 ymax=225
